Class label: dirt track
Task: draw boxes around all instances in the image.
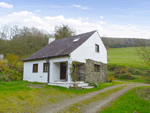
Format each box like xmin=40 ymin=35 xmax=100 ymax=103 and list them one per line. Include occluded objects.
xmin=38 ymin=83 xmax=150 ymax=113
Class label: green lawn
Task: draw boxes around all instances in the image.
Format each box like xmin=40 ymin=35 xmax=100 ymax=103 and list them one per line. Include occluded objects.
xmin=108 ymin=47 xmax=150 ymax=69
xmin=0 ymin=81 xmax=125 ymax=113
xmin=101 ymin=86 xmax=150 ymax=113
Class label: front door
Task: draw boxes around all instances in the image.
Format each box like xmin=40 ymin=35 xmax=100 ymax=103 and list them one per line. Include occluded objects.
xmin=60 ymin=63 xmax=66 ymax=79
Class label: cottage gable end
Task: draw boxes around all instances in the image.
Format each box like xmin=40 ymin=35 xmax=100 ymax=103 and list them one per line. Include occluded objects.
xmin=70 ymin=31 xmax=107 ymax=64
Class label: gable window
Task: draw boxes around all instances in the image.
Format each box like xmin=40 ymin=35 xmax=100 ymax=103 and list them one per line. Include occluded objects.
xmin=43 ymin=63 xmax=48 ymax=72
xmin=94 ymin=64 xmax=100 ymax=72
xmin=95 ymin=44 xmax=99 ymax=53
xmin=33 ymin=64 xmax=38 ymax=73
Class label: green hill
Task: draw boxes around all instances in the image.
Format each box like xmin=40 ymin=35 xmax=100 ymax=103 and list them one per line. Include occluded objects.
xmin=108 ymin=47 xmax=150 ymax=69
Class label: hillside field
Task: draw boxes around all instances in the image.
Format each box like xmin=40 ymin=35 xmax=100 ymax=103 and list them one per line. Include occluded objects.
xmin=107 ymin=47 xmax=150 ymax=69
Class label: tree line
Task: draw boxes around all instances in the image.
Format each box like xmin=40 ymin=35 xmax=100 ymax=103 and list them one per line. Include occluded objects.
xmin=0 ymin=24 xmax=75 ymax=59
xmin=101 ymin=37 xmax=150 ymax=48
xmin=0 ymin=24 xmax=149 ymax=60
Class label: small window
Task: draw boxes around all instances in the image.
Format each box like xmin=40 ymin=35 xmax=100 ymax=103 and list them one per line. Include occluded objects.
xmin=95 ymin=44 xmax=99 ymax=53
xmin=73 ymin=38 xmax=80 ymax=42
xmin=43 ymin=63 xmax=48 ymax=72
xmin=94 ymin=64 xmax=100 ymax=72
xmin=33 ymin=64 xmax=38 ymax=73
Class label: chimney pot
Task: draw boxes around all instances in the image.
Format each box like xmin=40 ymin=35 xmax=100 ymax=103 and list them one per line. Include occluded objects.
xmin=49 ymin=37 xmax=55 ymax=44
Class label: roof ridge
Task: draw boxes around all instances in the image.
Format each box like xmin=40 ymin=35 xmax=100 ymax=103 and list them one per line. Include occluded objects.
xmin=53 ymin=30 xmax=97 ymax=41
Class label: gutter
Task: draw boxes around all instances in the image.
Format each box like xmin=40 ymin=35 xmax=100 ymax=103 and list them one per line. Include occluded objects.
xmin=22 ymin=54 xmax=69 ymax=62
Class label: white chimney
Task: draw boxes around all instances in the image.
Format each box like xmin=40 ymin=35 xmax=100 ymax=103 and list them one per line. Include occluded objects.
xmin=49 ymin=37 xmax=55 ymax=44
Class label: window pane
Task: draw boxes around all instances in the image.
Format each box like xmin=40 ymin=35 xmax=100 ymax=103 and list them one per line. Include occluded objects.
xmin=43 ymin=63 xmax=48 ymax=72
xmin=95 ymin=44 xmax=99 ymax=53
xmin=33 ymin=64 xmax=38 ymax=72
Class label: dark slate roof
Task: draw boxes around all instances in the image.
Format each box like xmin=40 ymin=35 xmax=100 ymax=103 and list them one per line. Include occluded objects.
xmin=23 ymin=30 xmax=96 ymax=61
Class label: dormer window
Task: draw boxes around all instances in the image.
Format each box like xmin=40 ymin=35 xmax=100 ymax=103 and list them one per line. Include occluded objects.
xmin=95 ymin=44 xmax=99 ymax=53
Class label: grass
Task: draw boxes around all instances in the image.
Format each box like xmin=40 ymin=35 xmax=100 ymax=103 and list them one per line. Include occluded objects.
xmin=0 ymin=81 xmax=79 ymax=113
xmin=108 ymin=47 xmax=150 ymax=69
xmin=60 ymin=85 xmax=126 ymax=113
xmin=114 ymin=75 xmax=150 ymax=84
xmin=101 ymin=86 xmax=150 ymax=113
xmin=0 ymin=81 xmax=126 ymax=113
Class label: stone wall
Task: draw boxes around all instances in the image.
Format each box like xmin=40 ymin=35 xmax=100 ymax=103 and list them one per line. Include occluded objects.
xmin=76 ymin=63 xmax=85 ymax=81
xmin=85 ymin=59 xmax=107 ymax=83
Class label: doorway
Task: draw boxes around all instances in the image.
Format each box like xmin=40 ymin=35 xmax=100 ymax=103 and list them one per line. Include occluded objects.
xmin=60 ymin=62 xmax=66 ymax=80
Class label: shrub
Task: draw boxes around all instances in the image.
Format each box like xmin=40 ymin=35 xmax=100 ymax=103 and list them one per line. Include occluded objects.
xmin=89 ymin=82 xmax=98 ymax=87
xmin=121 ymin=67 xmax=128 ymax=74
xmin=108 ymin=64 xmax=118 ymax=71
xmin=5 ymin=53 xmax=19 ymax=69
xmin=0 ymin=74 xmax=11 ymax=82
xmin=14 ymin=65 xmax=23 ymax=74
xmin=108 ymin=76 xmax=115 ymax=82
xmin=0 ymin=61 xmax=5 ymax=72
xmin=118 ymin=73 xmax=135 ymax=80
xmin=114 ymin=66 xmax=122 ymax=74
xmin=143 ymin=77 xmax=150 ymax=84
xmin=70 ymin=61 xmax=79 ymax=88
xmin=1 ymin=67 xmax=23 ymax=81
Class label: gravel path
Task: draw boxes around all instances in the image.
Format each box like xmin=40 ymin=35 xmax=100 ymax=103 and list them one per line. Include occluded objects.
xmin=84 ymin=83 xmax=150 ymax=113
xmin=38 ymin=84 xmax=126 ymax=113
xmin=38 ymin=83 xmax=150 ymax=113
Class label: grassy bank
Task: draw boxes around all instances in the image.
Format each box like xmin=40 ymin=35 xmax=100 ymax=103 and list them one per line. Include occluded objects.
xmin=101 ymin=86 xmax=150 ymax=113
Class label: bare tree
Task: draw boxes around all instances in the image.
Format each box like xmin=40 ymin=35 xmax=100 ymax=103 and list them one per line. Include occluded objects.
xmin=132 ymin=38 xmax=150 ymax=66
xmin=54 ymin=24 xmax=76 ymax=40
xmin=0 ymin=24 xmax=20 ymax=39
xmin=0 ymin=24 xmax=9 ymax=39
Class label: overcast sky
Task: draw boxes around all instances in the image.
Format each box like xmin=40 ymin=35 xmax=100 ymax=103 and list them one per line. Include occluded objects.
xmin=0 ymin=0 xmax=150 ymax=38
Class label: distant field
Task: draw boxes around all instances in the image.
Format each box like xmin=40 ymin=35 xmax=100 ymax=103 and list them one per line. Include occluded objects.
xmin=108 ymin=47 xmax=149 ymax=69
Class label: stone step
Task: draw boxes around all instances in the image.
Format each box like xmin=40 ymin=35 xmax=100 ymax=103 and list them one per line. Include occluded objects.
xmin=74 ymin=81 xmax=84 ymax=83
xmin=82 ymin=86 xmax=94 ymax=89
xmin=70 ymin=83 xmax=89 ymax=87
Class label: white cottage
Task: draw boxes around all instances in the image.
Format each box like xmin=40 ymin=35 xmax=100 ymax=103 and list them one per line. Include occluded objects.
xmin=23 ymin=30 xmax=107 ymax=88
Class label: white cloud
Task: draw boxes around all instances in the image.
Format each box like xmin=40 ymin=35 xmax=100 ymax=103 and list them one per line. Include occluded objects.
xmin=35 ymin=10 xmax=41 ymax=12
xmin=98 ymin=21 xmax=106 ymax=24
xmin=78 ymin=17 xmax=89 ymax=21
xmin=0 ymin=11 xmax=150 ymax=38
xmin=82 ymin=7 xmax=88 ymax=9
xmin=73 ymin=4 xmax=89 ymax=9
xmin=0 ymin=11 xmax=102 ymax=34
xmin=0 ymin=2 xmax=13 ymax=8
xmin=100 ymin=16 xmax=104 ymax=19
xmin=73 ymin=4 xmax=81 ymax=8
xmin=103 ymin=25 xmax=150 ymax=38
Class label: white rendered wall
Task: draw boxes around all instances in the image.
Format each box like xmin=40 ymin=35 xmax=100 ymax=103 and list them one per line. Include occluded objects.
xmin=23 ymin=60 xmax=48 ymax=83
xmin=53 ymin=62 xmax=60 ymax=82
xmin=23 ymin=57 xmax=72 ymax=83
xmin=71 ymin=31 xmax=107 ymax=64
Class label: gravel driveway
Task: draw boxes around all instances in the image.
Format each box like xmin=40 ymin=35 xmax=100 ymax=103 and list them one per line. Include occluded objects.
xmin=38 ymin=83 xmax=150 ymax=113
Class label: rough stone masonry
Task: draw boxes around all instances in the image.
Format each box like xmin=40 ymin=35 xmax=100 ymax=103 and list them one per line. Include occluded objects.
xmin=77 ymin=59 xmax=107 ymax=83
